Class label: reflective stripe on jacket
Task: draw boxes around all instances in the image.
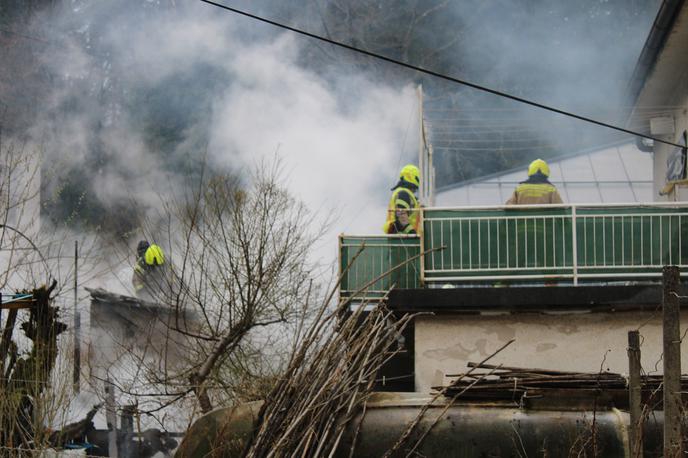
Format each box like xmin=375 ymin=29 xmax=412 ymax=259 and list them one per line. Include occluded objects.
xmin=383 ymin=187 xmax=420 ymax=234
xmin=506 ymin=182 xmax=563 ymax=205
xmin=132 ymin=261 xmax=146 ymax=291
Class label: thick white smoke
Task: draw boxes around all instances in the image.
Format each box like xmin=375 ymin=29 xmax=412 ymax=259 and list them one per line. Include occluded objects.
xmin=34 ymin=1 xmax=417 ymax=254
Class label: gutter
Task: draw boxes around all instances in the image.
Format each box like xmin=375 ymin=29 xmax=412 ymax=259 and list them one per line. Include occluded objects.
xmin=626 ymin=0 xmax=686 ymax=124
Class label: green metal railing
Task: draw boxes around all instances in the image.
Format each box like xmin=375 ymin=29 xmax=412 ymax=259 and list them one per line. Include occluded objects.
xmin=339 ymin=203 xmax=688 ymax=297
xmin=339 ymin=235 xmax=421 ymax=298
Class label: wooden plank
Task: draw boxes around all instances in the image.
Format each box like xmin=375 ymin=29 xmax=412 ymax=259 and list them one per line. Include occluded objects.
xmin=0 ymin=301 xmax=34 ymax=310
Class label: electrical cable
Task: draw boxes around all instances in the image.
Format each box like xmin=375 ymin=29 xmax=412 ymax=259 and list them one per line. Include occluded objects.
xmin=199 ymin=0 xmax=684 ymax=149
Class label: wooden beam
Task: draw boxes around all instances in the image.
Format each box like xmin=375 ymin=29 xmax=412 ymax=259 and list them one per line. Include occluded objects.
xmin=0 ymin=300 xmax=35 ymax=310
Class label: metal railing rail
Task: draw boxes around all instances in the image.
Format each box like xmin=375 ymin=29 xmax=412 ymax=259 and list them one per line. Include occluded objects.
xmin=339 ymin=235 xmax=421 ymax=297
xmin=339 ymin=202 xmax=688 ymax=296
xmin=423 ymin=203 xmax=688 ymax=284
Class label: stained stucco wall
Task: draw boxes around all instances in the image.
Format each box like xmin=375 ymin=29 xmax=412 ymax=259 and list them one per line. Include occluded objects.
xmin=414 ymin=311 xmax=688 ymax=393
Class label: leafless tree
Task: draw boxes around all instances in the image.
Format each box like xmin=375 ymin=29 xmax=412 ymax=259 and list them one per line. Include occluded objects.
xmin=0 ymin=136 xmax=115 ymax=452
xmin=0 ymin=138 xmax=44 ymax=289
xmin=103 ymin=159 xmax=325 ymax=418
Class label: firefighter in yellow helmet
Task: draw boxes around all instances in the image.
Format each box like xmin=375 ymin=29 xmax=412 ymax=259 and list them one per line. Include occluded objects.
xmin=383 ymin=164 xmax=421 ymax=234
xmin=132 ymin=240 xmax=168 ymax=300
xmin=506 ymin=159 xmax=563 ymax=205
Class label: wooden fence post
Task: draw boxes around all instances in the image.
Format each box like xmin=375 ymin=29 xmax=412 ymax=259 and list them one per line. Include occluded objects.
xmin=628 ymin=330 xmax=643 ymax=458
xmin=120 ymin=405 xmax=136 ymax=458
xmin=105 ymin=377 xmax=119 ymax=458
xmin=73 ymin=240 xmax=81 ymax=393
xmin=662 ymin=266 xmax=681 ymax=457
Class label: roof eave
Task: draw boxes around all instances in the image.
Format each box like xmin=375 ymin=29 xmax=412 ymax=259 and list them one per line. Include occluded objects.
xmin=625 ymin=0 xmax=686 ymax=121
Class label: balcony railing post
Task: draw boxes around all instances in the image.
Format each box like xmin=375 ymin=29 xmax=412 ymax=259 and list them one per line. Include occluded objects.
xmin=338 ymin=234 xmax=343 ymax=293
xmin=571 ymin=205 xmax=579 ymax=285
xmin=419 ymin=207 xmax=425 ymax=287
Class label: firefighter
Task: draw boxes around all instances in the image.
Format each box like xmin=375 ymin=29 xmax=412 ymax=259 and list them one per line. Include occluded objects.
xmin=506 ymin=159 xmax=563 ymax=205
xmin=505 ymin=159 xmax=563 ymax=276
xmin=383 ymin=164 xmax=421 ymax=235
xmin=132 ymin=240 xmax=167 ymax=300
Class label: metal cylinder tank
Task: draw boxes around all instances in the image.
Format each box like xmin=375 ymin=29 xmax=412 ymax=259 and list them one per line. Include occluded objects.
xmin=176 ymin=392 xmax=664 ymax=457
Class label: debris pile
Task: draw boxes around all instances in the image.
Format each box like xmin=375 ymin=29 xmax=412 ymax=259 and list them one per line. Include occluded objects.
xmin=439 ymin=362 xmax=688 ymax=410
xmin=237 ymin=296 xmax=414 ymax=457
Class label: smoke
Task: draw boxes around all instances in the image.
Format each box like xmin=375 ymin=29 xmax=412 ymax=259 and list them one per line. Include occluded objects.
xmin=207 ymin=35 xmax=417 ymax=234
xmin=24 ymin=0 xmax=659 ymax=232
xmin=424 ymin=0 xmax=661 ymax=184
xmin=213 ymin=0 xmax=661 ymax=185
xmin=457 ymin=1 xmax=657 ymax=111
xmin=28 ymin=0 xmax=416 ymax=248
xmin=5 ymin=0 xmax=662 ymax=433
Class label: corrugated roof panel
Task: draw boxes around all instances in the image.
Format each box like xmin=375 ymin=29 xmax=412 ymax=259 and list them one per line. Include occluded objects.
xmin=498 ymin=170 xmax=525 ymax=184
xmin=500 ymin=184 xmax=514 ymax=203
xmin=435 ymin=142 xmax=653 ymax=206
xmin=435 ymin=186 xmax=468 ymax=206
xmin=549 ymin=162 xmax=565 ymax=183
xmin=466 ymin=184 xmax=502 ymax=206
xmin=558 ymin=155 xmax=596 ymax=181
xmin=591 ymin=149 xmax=627 ymax=181
xmin=598 ymin=183 xmax=636 ymax=203
xmin=618 ymin=144 xmax=653 ymax=182
xmin=632 ymin=182 xmax=654 ymax=202
xmin=564 ymin=183 xmax=601 ymax=203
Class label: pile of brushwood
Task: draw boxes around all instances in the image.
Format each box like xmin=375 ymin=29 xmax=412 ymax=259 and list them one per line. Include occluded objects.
xmin=439 ymin=362 xmax=688 ymax=410
xmin=205 ymin=287 xmax=415 ymax=457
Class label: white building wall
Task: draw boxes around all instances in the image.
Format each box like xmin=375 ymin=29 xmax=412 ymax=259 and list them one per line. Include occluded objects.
xmin=653 ymin=90 xmax=688 ymax=202
xmin=415 ymin=311 xmax=688 ymax=393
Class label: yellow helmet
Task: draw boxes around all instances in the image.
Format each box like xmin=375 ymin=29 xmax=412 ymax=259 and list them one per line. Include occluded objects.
xmin=400 ymin=164 xmax=420 ymax=187
xmin=145 ymin=244 xmax=165 ymax=266
xmin=527 ymin=159 xmax=550 ymax=177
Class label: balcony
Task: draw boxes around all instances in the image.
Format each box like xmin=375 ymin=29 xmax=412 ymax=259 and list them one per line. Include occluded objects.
xmin=339 ymin=203 xmax=688 ymax=300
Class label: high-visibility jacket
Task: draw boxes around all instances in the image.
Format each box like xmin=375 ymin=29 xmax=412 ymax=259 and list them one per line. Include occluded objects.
xmin=383 ymin=187 xmax=420 ymax=234
xmin=132 ymin=258 xmax=168 ymax=299
xmin=506 ymin=176 xmax=563 ymax=205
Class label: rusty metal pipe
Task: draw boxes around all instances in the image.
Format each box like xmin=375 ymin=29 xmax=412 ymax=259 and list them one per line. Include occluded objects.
xmin=177 ymin=392 xmax=666 ymax=457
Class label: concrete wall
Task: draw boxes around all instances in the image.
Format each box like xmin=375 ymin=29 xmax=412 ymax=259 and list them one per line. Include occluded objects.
xmin=88 ymin=301 xmax=197 ymax=383
xmin=414 ymin=311 xmax=688 ymax=393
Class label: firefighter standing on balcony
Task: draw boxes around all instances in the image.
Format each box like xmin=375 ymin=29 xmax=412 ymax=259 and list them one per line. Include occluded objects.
xmin=506 ymin=159 xmax=563 ymax=205
xmin=383 ymin=164 xmax=421 ymax=235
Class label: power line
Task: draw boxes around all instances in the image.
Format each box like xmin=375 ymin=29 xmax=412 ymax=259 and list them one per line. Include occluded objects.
xmin=198 ymin=0 xmax=684 ymax=150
